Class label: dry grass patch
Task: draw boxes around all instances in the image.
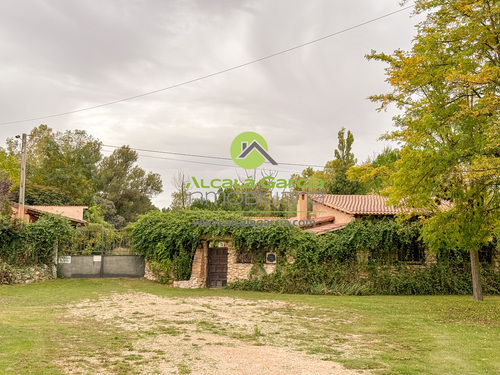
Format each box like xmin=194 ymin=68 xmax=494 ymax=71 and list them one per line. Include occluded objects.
xmin=63 ymin=291 xmax=375 ymax=374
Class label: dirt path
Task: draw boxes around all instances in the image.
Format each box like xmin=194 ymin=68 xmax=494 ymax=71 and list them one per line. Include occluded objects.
xmin=62 ymin=291 xmax=373 ymax=375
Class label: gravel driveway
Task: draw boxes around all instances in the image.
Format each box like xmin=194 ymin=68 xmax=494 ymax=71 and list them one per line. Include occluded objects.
xmin=62 ymin=291 xmax=372 ymax=375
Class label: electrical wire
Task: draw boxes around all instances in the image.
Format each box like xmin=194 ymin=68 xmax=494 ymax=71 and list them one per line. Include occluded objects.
xmin=101 ymin=148 xmax=304 ymax=174
xmin=102 ymin=144 xmax=324 ymax=168
xmin=0 ymin=4 xmax=415 ymax=126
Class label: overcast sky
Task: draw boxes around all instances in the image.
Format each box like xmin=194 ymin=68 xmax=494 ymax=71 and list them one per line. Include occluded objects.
xmin=0 ymin=0 xmax=422 ymax=208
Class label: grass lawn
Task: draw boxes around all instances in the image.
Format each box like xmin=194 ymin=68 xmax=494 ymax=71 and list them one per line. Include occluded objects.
xmin=0 ymin=278 xmax=499 ymax=374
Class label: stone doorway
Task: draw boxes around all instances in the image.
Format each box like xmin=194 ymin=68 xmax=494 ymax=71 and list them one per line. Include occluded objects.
xmin=207 ymin=247 xmax=228 ymax=288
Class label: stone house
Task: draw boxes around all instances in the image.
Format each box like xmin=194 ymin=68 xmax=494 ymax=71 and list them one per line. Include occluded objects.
xmin=293 ymin=193 xmax=401 ymax=235
xmin=174 ymin=193 xmax=408 ymax=289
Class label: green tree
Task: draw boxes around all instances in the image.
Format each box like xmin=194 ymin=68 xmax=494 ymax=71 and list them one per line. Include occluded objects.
xmin=0 ymin=149 xmax=20 ymax=186
xmin=7 ymin=125 xmax=102 ymax=205
xmin=324 ymin=127 xmax=364 ymax=194
xmin=97 ymin=146 xmax=163 ymax=227
xmin=368 ymin=0 xmax=500 ymax=300
xmin=0 ymin=177 xmax=12 ymax=215
xmin=0 ymin=150 xmax=19 ymax=214
xmin=347 ymin=147 xmax=400 ymax=194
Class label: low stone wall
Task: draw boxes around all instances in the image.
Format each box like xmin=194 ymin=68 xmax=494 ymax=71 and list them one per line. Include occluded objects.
xmin=0 ymin=263 xmax=54 ymax=285
xmin=144 ymin=261 xmax=156 ymax=281
xmin=173 ymin=277 xmax=204 ymax=289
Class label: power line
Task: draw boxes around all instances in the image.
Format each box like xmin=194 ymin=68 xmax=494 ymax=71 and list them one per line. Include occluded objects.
xmin=101 ymin=143 xmax=325 ymax=168
xmin=100 ymin=148 xmax=300 ymax=174
xmin=0 ymin=4 xmax=415 ymax=126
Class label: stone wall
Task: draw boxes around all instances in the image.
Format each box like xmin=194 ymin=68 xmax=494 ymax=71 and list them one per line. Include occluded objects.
xmin=226 ymin=243 xmax=253 ymax=283
xmin=174 ymin=242 xmax=208 ymax=289
xmin=174 ymin=239 xmax=279 ymax=288
xmin=1 ymin=263 xmax=54 ymax=285
xmin=226 ymin=242 xmax=277 ymax=282
xmin=424 ymin=249 xmax=437 ymax=264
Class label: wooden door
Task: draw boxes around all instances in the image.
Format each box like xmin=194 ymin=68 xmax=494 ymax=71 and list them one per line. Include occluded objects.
xmin=207 ymin=247 xmax=228 ymax=288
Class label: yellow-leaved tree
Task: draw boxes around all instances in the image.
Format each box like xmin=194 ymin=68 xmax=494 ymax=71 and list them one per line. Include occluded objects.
xmin=368 ymin=0 xmax=500 ymax=301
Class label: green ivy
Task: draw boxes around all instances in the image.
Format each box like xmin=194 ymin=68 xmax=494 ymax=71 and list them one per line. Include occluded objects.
xmin=127 ymin=211 xmax=426 ymax=281
xmin=70 ymin=223 xmax=121 ymax=255
xmin=23 ymin=213 xmax=74 ymax=264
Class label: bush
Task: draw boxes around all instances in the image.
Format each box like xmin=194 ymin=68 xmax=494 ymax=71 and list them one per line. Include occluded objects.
xmin=0 ymin=262 xmax=14 ymax=284
xmin=23 ymin=213 xmax=74 ymax=264
xmin=149 ymin=259 xmax=173 ymax=284
xmin=229 ymin=261 xmax=500 ymax=296
xmin=172 ymin=247 xmax=193 ymax=281
xmin=0 ymin=215 xmax=25 ymax=264
xmin=70 ymin=223 xmax=120 ymax=255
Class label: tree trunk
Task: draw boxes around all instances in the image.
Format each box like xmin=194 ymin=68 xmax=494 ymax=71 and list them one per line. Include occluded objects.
xmin=470 ymin=248 xmax=483 ymax=301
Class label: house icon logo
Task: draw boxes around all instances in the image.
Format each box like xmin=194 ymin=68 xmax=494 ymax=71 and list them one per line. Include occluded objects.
xmin=230 ymin=132 xmax=277 ymax=169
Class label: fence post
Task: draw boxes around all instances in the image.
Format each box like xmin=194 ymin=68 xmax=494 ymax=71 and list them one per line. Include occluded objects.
xmin=100 ymin=227 xmax=104 ymax=278
xmin=52 ymin=241 xmax=58 ymax=279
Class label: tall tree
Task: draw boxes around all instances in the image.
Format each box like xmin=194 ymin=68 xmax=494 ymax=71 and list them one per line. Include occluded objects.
xmin=97 ymin=146 xmax=163 ymax=227
xmin=7 ymin=125 xmax=102 ymax=205
xmin=368 ymin=0 xmax=500 ymax=300
xmin=347 ymin=147 xmax=400 ymax=194
xmin=170 ymin=170 xmax=191 ymax=212
xmin=324 ymin=127 xmax=364 ymax=194
xmin=0 ymin=149 xmax=20 ymax=187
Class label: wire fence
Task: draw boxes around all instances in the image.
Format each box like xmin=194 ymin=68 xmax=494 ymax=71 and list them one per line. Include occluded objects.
xmin=69 ymin=225 xmax=132 ymax=255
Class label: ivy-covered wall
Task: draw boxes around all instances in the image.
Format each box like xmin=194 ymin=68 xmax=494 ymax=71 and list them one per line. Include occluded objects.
xmin=127 ymin=210 xmax=499 ymax=294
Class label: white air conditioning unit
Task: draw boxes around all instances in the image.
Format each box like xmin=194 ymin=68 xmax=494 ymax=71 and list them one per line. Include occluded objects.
xmin=266 ymin=252 xmax=277 ymax=264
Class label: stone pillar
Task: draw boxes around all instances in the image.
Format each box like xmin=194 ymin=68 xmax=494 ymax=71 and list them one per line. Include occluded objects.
xmin=424 ymin=249 xmax=437 ymax=265
xmin=174 ymin=240 xmax=208 ymax=289
xmin=492 ymin=249 xmax=500 ymax=271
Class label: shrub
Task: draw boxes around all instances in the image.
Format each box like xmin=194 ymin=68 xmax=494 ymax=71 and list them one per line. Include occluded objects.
xmin=127 ymin=210 xmax=499 ymax=294
xmin=0 ymin=262 xmax=14 ymax=284
xmin=0 ymin=215 xmax=25 ymax=264
xmin=24 ymin=213 xmax=74 ymax=264
xmin=70 ymin=223 xmax=120 ymax=255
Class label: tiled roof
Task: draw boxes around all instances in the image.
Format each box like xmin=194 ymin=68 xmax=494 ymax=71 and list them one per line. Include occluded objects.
xmin=245 ymin=217 xmax=285 ymax=221
xmin=287 ymin=215 xmax=336 ymax=227
xmin=305 ymin=222 xmax=348 ymax=235
xmin=312 ymin=195 xmax=400 ymax=215
xmin=11 ymin=202 xmax=87 ymax=226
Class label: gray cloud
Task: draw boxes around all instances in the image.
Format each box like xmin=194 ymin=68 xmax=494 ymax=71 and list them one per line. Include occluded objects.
xmin=0 ymin=0 xmax=421 ymax=208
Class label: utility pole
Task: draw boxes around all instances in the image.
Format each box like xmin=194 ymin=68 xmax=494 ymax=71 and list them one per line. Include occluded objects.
xmin=17 ymin=133 xmax=27 ymax=219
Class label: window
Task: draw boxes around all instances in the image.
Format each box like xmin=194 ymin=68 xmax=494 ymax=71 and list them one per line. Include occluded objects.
xmin=236 ymin=250 xmax=253 ymax=264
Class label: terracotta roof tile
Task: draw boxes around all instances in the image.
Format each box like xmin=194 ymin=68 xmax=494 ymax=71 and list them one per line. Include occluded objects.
xmin=305 ymin=222 xmax=348 ymax=235
xmin=245 ymin=216 xmax=285 ymax=221
xmin=286 ymin=215 xmax=335 ymax=228
xmin=312 ymin=195 xmax=400 ymax=215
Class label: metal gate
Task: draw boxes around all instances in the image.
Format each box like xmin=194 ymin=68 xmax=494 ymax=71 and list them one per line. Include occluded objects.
xmin=58 ymin=255 xmax=145 ymax=278
xmin=207 ymin=247 xmax=228 ymax=288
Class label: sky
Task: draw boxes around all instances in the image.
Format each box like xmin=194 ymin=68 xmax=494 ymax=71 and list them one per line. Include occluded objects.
xmin=0 ymin=0 xmax=423 ymax=209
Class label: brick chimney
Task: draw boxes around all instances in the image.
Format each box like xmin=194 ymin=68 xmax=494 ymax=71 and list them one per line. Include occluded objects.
xmin=297 ymin=193 xmax=308 ymax=221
